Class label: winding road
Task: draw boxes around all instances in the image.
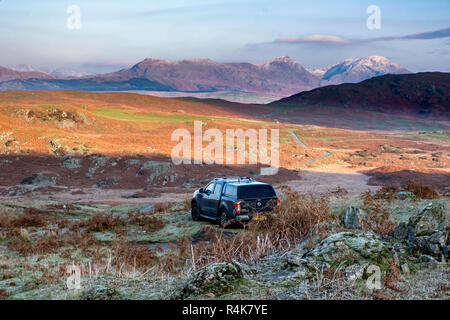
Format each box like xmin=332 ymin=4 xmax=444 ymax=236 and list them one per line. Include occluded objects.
xmin=289 ymin=131 xmax=332 ymax=167
xmin=254 ymin=107 xmax=333 ymax=169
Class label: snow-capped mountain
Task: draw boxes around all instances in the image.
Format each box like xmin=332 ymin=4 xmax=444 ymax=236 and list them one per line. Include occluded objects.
xmin=311 ymin=56 xmax=410 ymax=84
xmin=9 ymin=64 xmax=91 ymax=78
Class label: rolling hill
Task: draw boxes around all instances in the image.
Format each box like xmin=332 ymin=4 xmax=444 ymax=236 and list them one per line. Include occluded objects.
xmin=273 ymin=72 xmax=450 ymax=118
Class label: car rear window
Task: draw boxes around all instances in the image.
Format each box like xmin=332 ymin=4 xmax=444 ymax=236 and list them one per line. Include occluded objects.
xmin=238 ymin=185 xmax=276 ymax=199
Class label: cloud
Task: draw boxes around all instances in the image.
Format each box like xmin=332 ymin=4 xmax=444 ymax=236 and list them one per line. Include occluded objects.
xmin=271 ymin=27 xmax=450 ymax=46
xmin=370 ymin=27 xmax=450 ymax=42
xmin=274 ymin=34 xmax=349 ymax=44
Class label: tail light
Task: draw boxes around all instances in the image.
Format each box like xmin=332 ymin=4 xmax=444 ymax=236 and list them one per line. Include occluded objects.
xmin=235 ymin=201 xmax=241 ymax=214
xmin=276 ymin=199 xmax=280 ymax=211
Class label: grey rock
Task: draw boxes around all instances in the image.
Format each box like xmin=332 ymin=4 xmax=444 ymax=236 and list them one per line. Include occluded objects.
xmin=62 ymin=157 xmax=82 ymax=169
xmin=417 ymin=254 xmax=436 ymax=263
xmin=20 ymin=173 xmax=56 ymax=187
xmin=393 ymin=222 xmax=408 ymax=240
xmin=342 ymin=207 xmax=367 ymax=229
xmin=175 ymin=262 xmax=243 ymax=299
xmin=409 ymin=202 xmax=447 ymax=236
xmin=396 ymin=191 xmax=415 ymax=200
xmin=442 ymin=245 xmax=450 ymax=259
xmin=81 ymin=285 xmax=121 ymax=300
xmin=93 ymin=176 xmax=120 ymax=188
xmin=344 ymin=264 xmax=366 ymax=281
xmin=136 ymin=160 xmax=172 ymax=183
xmin=303 ymin=231 xmax=391 ymax=271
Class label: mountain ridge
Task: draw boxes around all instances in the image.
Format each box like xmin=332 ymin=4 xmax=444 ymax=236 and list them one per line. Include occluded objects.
xmin=0 ymin=56 xmax=410 ymax=96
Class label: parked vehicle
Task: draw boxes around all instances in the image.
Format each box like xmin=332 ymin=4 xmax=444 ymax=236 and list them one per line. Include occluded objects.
xmin=191 ymin=177 xmax=280 ymax=228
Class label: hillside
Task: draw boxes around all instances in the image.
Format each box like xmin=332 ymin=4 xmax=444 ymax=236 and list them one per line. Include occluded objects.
xmin=273 ymin=72 xmax=450 ymax=118
xmin=0 ymin=66 xmax=56 ymax=82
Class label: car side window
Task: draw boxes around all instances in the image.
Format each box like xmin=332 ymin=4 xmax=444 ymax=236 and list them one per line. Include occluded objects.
xmin=213 ymin=182 xmax=222 ymax=196
xmin=224 ymin=185 xmax=236 ymax=197
xmin=222 ymin=184 xmax=228 ymax=196
xmin=205 ymin=183 xmax=215 ymax=194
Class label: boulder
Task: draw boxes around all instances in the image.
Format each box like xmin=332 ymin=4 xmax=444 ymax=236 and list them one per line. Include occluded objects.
xmin=404 ymin=202 xmax=449 ymax=259
xmin=136 ymin=161 xmax=172 ymax=183
xmin=393 ymin=222 xmax=408 ymax=240
xmin=408 ymin=203 xmax=447 ymax=236
xmin=20 ymin=173 xmax=56 ymax=187
xmin=396 ymin=191 xmax=415 ymax=200
xmin=81 ymin=285 xmax=121 ymax=300
xmin=302 ymin=231 xmax=391 ymax=271
xmin=62 ymin=157 xmax=82 ymax=169
xmin=93 ymin=176 xmax=120 ymax=188
xmin=175 ymin=262 xmax=243 ymax=299
xmin=344 ymin=264 xmax=367 ymax=281
xmin=342 ymin=207 xmax=367 ymax=229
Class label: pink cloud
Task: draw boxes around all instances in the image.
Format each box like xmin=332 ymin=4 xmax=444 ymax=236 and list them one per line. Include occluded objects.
xmin=274 ymin=34 xmax=350 ymax=44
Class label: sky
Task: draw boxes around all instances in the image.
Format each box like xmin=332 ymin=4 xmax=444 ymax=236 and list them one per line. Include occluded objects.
xmin=0 ymin=0 xmax=449 ymax=73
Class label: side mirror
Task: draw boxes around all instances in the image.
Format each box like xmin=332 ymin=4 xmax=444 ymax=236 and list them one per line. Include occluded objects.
xmin=199 ymin=188 xmax=204 ymax=193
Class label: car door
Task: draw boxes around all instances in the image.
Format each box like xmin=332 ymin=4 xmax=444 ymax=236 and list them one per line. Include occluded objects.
xmin=209 ymin=181 xmax=224 ymax=218
xmin=200 ymin=182 xmax=216 ymax=215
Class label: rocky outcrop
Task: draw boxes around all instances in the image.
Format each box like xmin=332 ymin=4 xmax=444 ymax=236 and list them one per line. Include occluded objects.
xmin=20 ymin=173 xmax=57 ymax=187
xmin=81 ymin=285 xmax=122 ymax=300
xmin=175 ymin=262 xmax=244 ymax=299
xmin=136 ymin=160 xmax=172 ymax=183
xmin=396 ymin=202 xmax=449 ymax=261
xmin=285 ymin=231 xmax=392 ymax=277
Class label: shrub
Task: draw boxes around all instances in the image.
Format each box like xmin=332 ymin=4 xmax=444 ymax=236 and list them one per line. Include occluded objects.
xmin=404 ymin=180 xmax=438 ymax=199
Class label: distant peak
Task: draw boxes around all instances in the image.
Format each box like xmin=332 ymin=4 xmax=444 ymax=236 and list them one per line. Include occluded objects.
xmin=255 ymin=56 xmax=301 ymax=68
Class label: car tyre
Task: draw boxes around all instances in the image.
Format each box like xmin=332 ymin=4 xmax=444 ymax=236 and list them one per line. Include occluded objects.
xmin=191 ymin=203 xmax=201 ymax=221
xmin=220 ymin=209 xmax=230 ymax=228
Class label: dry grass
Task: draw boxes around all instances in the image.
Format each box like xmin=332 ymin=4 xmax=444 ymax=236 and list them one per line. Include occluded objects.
xmin=0 ymin=208 xmax=58 ymax=228
xmin=0 ymin=288 xmax=10 ymax=300
xmin=384 ymin=260 xmax=409 ymax=293
xmin=404 ymin=180 xmax=438 ymax=199
xmin=363 ymin=191 xmax=396 ymax=235
xmin=375 ymin=185 xmax=400 ymax=201
xmin=73 ymin=213 xmax=124 ymax=232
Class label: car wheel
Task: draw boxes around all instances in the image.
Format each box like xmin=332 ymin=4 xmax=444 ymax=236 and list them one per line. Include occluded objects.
xmin=220 ymin=209 xmax=229 ymax=228
xmin=191 ymin=203 xmax=201 ymax=221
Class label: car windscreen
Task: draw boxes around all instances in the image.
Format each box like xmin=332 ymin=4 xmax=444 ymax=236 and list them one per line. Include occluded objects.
xmin=238 ymin=185 xmax=276 ymax=199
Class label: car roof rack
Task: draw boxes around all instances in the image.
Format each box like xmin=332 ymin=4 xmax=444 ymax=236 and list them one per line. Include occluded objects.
xmin=214 ymin=176 xmax=254 ymax=182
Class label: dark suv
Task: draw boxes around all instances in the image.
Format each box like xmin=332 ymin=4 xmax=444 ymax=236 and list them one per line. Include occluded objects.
xmin=191 ymin=177 xmax=279 ymax=227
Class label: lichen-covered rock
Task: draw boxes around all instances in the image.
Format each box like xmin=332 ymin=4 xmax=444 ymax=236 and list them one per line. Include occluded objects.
xmin=20 ymin=173 xmax=56 ymax=187
xmin=408 ymin=203 xmax=447 ymax=236
xmin=393 ymin=222 xmax=408 ymax=240
xmin=344 ymin=264 xmax=367 ymax=281
xmin=176 ymin=262 xmax=243 ymax=299
xmin=81 ymin=285 xmax=122 ymax=300
xmin=303 ymin=231 xmax=391 ymax=270
xmin=62 ymin=157 xmax=82 ymax=169
xmin=396 ymin=191 xmax=415 ymax=200
xmin=136 ymin=160 xmax=172 ymax=183
xmin=405 ymin=203 xmax=449 ymax=259
xmin=342 ymin=207 xmax=367 ymax=229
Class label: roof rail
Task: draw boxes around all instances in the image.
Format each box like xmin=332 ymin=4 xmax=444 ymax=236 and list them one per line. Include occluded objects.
xmin=213 ymin=176 xmax=254 ymax=181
